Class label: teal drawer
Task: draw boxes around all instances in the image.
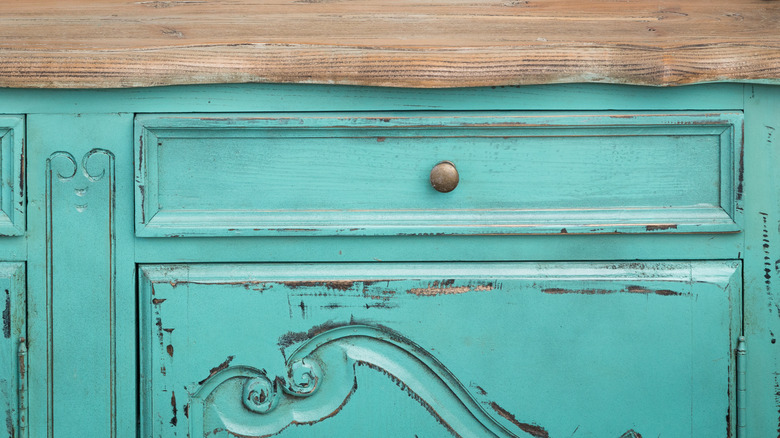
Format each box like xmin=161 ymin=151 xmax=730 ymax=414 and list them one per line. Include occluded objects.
xmin=139 ymin=261 xmax=740 ymax=437
xmin=0 ymin=116 xmax=25 ymax=236
xmin=135 ymin=112 xmax=742 ymax=237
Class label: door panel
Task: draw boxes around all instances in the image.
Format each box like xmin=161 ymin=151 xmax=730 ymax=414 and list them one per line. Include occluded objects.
xmin=139 ymin=261 xmax=740 ymax=437
xmin=0 ymin=263 xmax=26 ymax=438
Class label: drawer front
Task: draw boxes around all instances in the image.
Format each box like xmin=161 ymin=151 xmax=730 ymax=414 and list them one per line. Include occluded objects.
xmin=140 ymin=261 xmax=740 ymax=437
xmin=0 ymin=116 xmax=24 ymax=236
xmin=135 ymin=112 xmax=742 ymax=237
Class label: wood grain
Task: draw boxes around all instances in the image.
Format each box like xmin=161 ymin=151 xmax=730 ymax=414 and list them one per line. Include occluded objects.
xmin=2 ymin=0 xmax=780 ymax=88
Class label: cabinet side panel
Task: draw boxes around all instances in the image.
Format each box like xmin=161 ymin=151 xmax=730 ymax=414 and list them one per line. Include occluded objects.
xmin=743 ymin=84 xmax=780 ymax=438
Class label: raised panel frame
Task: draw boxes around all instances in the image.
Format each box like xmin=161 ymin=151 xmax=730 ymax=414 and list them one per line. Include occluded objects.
xmin=135 ymin=112 xmax=743 ymax=237
xmin=0 ymin=116 xmax=25 ymax=236
xmin=138 ymin=261 xmax=742 ymax=438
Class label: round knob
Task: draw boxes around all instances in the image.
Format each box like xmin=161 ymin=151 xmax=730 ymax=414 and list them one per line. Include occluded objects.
xmin=430 ymin=161 xmax=459 ymax=193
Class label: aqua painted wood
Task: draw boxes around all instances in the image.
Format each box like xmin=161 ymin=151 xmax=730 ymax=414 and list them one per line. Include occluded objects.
xmin=0 ymin=83 xmax=773 ymax=437
xmin=135 ymin=112 xmax=741 ymax=237
xmin=0 ymin=264 xmax=26 ymax=438
xmin=139 ymin=261 xmax=740 ymax=438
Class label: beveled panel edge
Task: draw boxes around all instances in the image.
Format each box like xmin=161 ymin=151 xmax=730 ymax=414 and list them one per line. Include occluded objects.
xmin=137 ymin=208 xmax=740 ymax=237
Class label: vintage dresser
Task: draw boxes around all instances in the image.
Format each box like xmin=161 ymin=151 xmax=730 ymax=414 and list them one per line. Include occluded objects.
xmin=0 ymin=1 xmax=778 ymax=437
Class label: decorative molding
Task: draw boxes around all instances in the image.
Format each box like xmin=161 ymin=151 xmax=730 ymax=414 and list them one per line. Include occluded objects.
xmin=193 ymin=325 xmax=531 ymax=437
xmin=45 ymin=149 xmax=116 ymax=438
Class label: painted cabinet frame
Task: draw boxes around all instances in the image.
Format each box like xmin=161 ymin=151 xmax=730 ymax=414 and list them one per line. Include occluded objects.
xmin=0 ymin=82 xmax=773 ymax=436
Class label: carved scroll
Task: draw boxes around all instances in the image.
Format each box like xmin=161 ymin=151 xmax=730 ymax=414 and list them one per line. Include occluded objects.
xmin=192 ymin=325 xmax=528 ymax=438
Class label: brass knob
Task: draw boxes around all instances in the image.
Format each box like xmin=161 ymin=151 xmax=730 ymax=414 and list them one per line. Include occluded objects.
xmin=430 ymin=161 xmax=459 ymax=193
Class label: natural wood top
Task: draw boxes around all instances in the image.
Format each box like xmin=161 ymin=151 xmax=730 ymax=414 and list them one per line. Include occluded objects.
xmin=2 ymin=0 xmax=780 ymax=88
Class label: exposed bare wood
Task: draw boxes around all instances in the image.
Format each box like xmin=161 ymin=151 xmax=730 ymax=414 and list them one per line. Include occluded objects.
xmin=1 ymin=0 xmax=779 ymax=88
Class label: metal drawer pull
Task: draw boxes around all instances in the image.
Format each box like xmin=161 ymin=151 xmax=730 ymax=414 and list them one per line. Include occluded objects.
xmin=430 ymin=161 xmax=459 ymax=193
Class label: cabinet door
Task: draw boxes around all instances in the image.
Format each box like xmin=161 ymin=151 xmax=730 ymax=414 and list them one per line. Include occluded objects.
xmin=140 ymin=262 xmax=740 ymax=438
xmin=0 ymin=263 xmax=25 ymax=438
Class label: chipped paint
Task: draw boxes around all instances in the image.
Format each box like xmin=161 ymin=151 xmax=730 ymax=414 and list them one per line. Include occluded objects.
xmin=5 ymin=409 xmax=14 ymax=438
xmin=18 ymin=139 xmax=24 ymax=201
xmin=170 ymin=391 xmax=177 ymax=427
xmin=737 ymin=124 xmax=744 ymax=201
xmin=281 ymin=280 xmax=358 ymax=291
xmin=542 ymin=286 xmax=682 ymax=296
xmin=408 ymin=281 xmax=494 ymax=296
xmin=472 ymin=385 xmax=488 ymax=396
xmin=775 ymin=374 xmax=780 ymax=437
xmin=155 ymin=316 xmax=163 ymax=344
xmin=760 ymin=212 xmax=780 ymax=316
xmin=489 ymin=402 xmax=549 ymax=438
xmin=645 ymin=224 xmax=678 ymax=231
xmin=278 ymin=320 xmax=348 ymax=350
xmin=198 ymin=355 xmax=235 ymax=385
xmin=2 ymin=290 xmax=9 ymax=339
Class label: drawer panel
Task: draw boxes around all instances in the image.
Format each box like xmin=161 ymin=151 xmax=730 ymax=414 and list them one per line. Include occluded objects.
xmin=0 ymin=116 xmax=24 ymax=236
xmin=140 ymin=261 xmax=740 ymax=437
xmin=135 ymin=112 xmax=742 ymax=236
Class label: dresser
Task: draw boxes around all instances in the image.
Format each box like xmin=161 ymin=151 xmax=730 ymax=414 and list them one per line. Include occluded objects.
xmin=1 ymin=1 xmax=779 ymax=437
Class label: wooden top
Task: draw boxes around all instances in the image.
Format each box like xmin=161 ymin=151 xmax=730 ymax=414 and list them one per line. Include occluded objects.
xmin=3 ymin=0 xmax=780 ymax=88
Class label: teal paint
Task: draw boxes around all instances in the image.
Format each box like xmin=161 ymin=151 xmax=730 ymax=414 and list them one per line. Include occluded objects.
xmin=18 ymin=336 xmax=27 ymax=438
xmin=140 ymin=261 xmax=739 ymax=437
xmin=0 ymin=116 xmax=26 ymax=236
xmin=0 ymin=264 xmax=26 ymax=438
xmin=136 ymin=112 xmax=741 ymax=237
xmin=743 ymin=84 xmax=780 ymax=438
xmin=25 ymin=114 xmax=136 ymax=438
xmin=737 ymin=336 xmax=746 ymax=437
xmin=0 ymin=82 xmax=774 ymax=436
xmin=46 ymin=148 xmax=116 ymax=437
xmin=0 ymin=83 xmax=746 ymax=114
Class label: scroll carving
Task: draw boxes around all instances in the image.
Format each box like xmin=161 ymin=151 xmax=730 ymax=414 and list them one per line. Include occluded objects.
xmin=194 ymin=325 xmax=530 ymax=437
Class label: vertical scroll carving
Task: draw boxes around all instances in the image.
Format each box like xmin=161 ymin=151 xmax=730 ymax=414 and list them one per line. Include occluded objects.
xmin=45 ymin=149 xmax=116 ymax=437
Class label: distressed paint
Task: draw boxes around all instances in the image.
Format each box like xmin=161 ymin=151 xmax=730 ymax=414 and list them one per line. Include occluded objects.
xmin=743 ymin=84 xmax=780 ymax=438
xmin=135 ymin=112 xmax=741 ymax=237
xmin=0 ymin=265 xmax=25 ymax=438
xmin=140 ymin=261 xmax=739 ymax=437
xmin=0 ymin=83 xmax=772 ymax=437
xmin=0 ymin=117 xmax=26 ymax=237
xmin=44 ymin=149 xmax=116 ymax=438
xmin=25 ymin=114 xmax=137 ymax=438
